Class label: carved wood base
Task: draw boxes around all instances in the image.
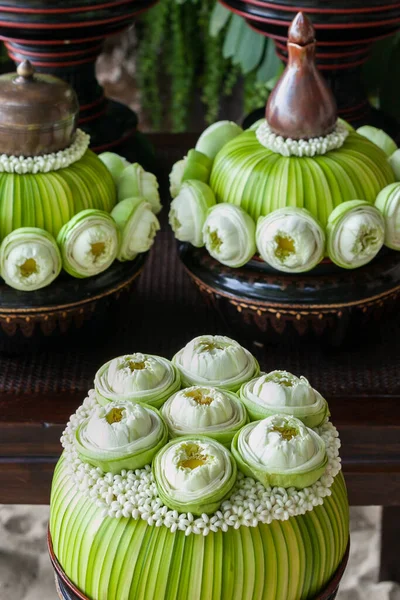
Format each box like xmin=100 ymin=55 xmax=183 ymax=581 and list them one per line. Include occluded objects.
xmin=179 ymin=244 xmax=400 ymax=345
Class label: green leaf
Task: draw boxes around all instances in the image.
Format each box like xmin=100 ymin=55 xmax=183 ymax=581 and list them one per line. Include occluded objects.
xmin=209 ymin=3 xmax=231 ymax=37
xmin=234 ymin=24 xmax=265 ymax=74
xmin=257 ymin=38 xmax=281 ymax=83
xmin=222 ymin=14 xmax=246 ymax=59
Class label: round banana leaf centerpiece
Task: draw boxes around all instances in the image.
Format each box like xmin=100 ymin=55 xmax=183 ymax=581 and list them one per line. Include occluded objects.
xmin=170 ymin=13 xmax=400 ymax=345
xmin=48 ymin=335 xmax=350 ymax=600
xmin=0 ymin=62 xmax=162 ymax=351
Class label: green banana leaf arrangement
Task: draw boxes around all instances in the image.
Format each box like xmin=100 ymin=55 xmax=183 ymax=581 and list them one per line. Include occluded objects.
xmin=169 ymin=13 xmax=398 ymax=274
xmin=0 ymin=146 xmax=162 ymax=291
xmin=50 ymin=334 xmax=349 ymax=600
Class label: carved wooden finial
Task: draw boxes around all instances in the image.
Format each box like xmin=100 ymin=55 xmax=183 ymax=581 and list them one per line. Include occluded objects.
xmin=265 ymin=12 xmax=337 ymax=140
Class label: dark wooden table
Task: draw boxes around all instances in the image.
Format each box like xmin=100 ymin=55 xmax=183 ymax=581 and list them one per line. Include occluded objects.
xmin=0 ymin=134 xmax=399 ymax=583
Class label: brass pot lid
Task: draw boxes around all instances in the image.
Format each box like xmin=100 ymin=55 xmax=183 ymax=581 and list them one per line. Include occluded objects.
xmin=0 ymin=60 xmax=79 ymax=156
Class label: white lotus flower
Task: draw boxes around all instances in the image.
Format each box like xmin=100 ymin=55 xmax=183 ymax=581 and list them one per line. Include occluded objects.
xmin=232 ymin=414 xmax=328 ymax=488
xmin=203 ymin=203 xmax=256 ymax=267
xmin=161 ymin=386 xmax=247 ymax=444
xmin=172 ymin=334 xmax=259 ymax=392
xmin=111 ymin=197 xmax=160 ymax=261
xmin=240 ymin=370 xmax=329 ymax=427
xmin=75 ymin=401 xmax=167 ymax=474
xmin=327 ymin=200 xmax=384 ymax=268
xmin=0 ymin=227 xmax=61 ymax=291
xmin=95 ymin=352 xmax=181 ymax=408
xmin=169 ymin=181 xmax=216 ymax=247
xmin=57 ymin=209 xmax=119 ymax=278
xmin=153 ymin=436 xmax=237 ymax=514
xmin=256 ymin=207 xmax=325 ymax=273
xmin=83 ymin=403 xmax=153 ymax=450
xmin=375 ymin=183 xmax=400 ymax=250
xmin=118 ymin=163 xmax=162 ymax=214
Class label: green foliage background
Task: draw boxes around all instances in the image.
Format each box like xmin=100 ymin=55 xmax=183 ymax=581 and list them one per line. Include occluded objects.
xmin=136 ymin=0 xmax=400 ymax=132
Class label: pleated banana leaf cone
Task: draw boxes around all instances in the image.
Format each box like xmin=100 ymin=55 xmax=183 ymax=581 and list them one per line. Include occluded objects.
xmin=48 ymin=530 xmax=350 ymax=600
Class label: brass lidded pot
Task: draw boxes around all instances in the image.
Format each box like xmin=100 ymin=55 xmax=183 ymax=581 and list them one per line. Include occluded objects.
xmin=0 ymin=60 xmax=79 ymax=157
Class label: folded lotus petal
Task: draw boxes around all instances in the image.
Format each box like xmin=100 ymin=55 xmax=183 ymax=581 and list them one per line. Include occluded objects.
xmin=196 ymin=121 xmax=243 ymax=160
xmin=173 ymin=334 xmax=259 ymax=392
xmin=327 ymin=200 xmax=384 ymax=268
xmin=389 ymin=149 xmax=400 ymax=181
xmin=98 ymin=151 xmax=130 ymax=184
xmin=74 ymin=401 xmax=167 ymax=474
xmin=95 ymin=353 xmax=181 ymax=409
xmin=118 ymin=163 xmax=162 ymax=214
xmin=153 ymin=435 xmax=237 ymax=515
xmin=169 ymin=181 xmax=216 ymax=248
xmin=232 ymin=414 xmax=328 ymax=489
xmin=57 ymin=209 xmax=119 ymax=278
xmin=356 ymin=125 xmax=397 ymax=157
xmin=256 ymin=207 xmax=325 ymax=273
xmin=169 ymin=157 xmax=187 ymax=198
xmin=161 ymin=386 xmax=248 ymax=446
xmin=375 ymin=183 xmax=400 ymax=250
xmin=111 ymin=197 xmax=160 ymax=261
xmin=0 ymin=227 xmax=61 ymax=291
xmin=240 ymin=370 xmax=329 ymax=427
xmin=203 ymin=203 xmax=256 ymax=267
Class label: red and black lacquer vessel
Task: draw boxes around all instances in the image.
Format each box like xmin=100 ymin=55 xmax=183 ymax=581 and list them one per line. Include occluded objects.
xmin=0 ymin=0 xmax=157 ymax=156
xmin=219 ymin=0 xmax=400 ymax=127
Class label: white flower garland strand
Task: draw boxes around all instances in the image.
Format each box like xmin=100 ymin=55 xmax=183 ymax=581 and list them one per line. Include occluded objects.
xmin=0 ymin=129 xmax=90 ymax=174
xmin=61 ymin=390 xmax=342 ymax=536
xmin=256 ymin=120 xmax=349 ymax=157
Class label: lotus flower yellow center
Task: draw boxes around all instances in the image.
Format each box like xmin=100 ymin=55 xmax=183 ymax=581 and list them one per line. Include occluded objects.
xmin=178 ymin=444 xmax=208 ymax=469
xmin=270 ymin=425 xmax=298 ymax=441
xmin=352 ymin=224 xmax=379 ymax=256
xmin=84 ymin=403 xmax=153 ymax=450
xmin=163 ymin=440 xmax=226 ymax=493
xmin=107 ymin=353 xmax=167 ymax=395
xmin=20 ymin=257 xmax=38 ymax=277
xmin=6 ymin=243 xmax=56 ymax=288
xmin=128 ymin=359 xmax=146 ymax=371
xmin=185 ymin=388 xmax=214 ymax=405
xmin=73 ymin=225 xmax=115 ymax=269
xmin=246 ymin=416 xmax=323 ymax=471
xmin=90 ymin=241 xmax=106 ymax=260
xmin=199 ymin=341 xmax=223 ymax=353
xmin=106 ymin=407 xmax=124 ymax=424
xmin=208 ymin=229 xmax=223 ymax=252
xmin=275 ymin=234 xmax=295 ymax=260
